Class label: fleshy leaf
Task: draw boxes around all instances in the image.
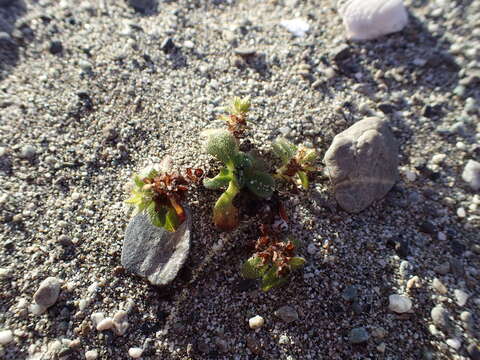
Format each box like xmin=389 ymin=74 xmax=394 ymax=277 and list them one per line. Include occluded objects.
xmin=246 ymin=171 xmax=275 ymax=198
xmin=289 ymin=257 xmax=306 ymax=270
xmin=232 ymin=152 xmax=253 ymax=170
xmin=163 ymin=207 xmax=180 ymax=232
xmin=203 ymin=168 xmax=232 ymax=190
xmin=261 ymin=266 xmax=288 ymax=291
xmin=212 ymin=180 xmax=240 ymax=231
xmin=272 ymin=137 xmax=297 ymax=164
xmin=242 ymin=256 xmax=265 ymax=279
xmin=228 ymin=97 xmax=250 ymax=115
xmin=297 ymin=171 xmax=309 ymax=189
xmin=202 ymin=129 xmax=238 ymax=164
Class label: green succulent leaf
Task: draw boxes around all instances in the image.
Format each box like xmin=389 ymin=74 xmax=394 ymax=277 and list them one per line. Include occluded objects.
xmin=146 ymin=202 xmax=166 ymax=228
xmin=288 ymin=257 xmax=306 ymax=270
xmin=203 ymin=168 xmax=232 ymax=190
xmin=261 ymin=266 xmax=288 ymax=291
xmin=163 ymin=207 xmax=180 ymax=232
xmin=245 ymin=170 xmax=275 ymax=198
xmin=272 ymin=137 xmax=297 ymax=164
xmin=232 ymin=152 xmax=253 ymax=170
xmin=203 ymin=129 xmax=239 ymax=164
xmin=212 ymin=179 xmax=240 ymax=231
xmin=241 ymin=256 xmax=269 ymax=279
xmin=228 ymin=97 xmax=251 ymax=115
xmin=297 ymin=171 xmax=309 ymax=189
xmin=299 ymin=147 xmax=317 ymax=164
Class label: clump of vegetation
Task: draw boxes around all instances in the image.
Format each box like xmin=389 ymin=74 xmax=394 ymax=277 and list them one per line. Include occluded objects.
xmin=126 ymin=167 xmax=203 ymax=232
xmin=273 ymin=138 xmax=318 ymax=189
xmin=202 ymin=129 xmax=275 ymax=231
xmin=202 ymin=97 xmax=318 ymax=290
xmin=125 ymin=97 xmax=318 ymax=291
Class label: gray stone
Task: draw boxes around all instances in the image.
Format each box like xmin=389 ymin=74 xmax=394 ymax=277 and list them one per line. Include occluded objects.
xmin=20 ymin=144 xmax=36 ymax=160
xmin=462 ymin=160 xmax=480 ymax=191
xmin=341 ymin=286 xmax=358 ymax=302
xmin=454 ymin=289 xmax=469 ymax=307
xmin=121 ymin=211 xmax=191 ymax=286
xmin=323 ymin=117 xmax=399 ymax=213
xmin=388 ymin=294 xmax=412 ymax=314
xmin=34 ymin=277 xmax=61 ymax=308
xmin=127 ymin=0 xmax=157 ymax=13
xmin=431 ymin=305 xmax=449 ymax=328
xmin=467 ymin=343 xmax=480 ymax=360
xmin=274 ymin=305 xmax=299 ymax=323
xmin=349 ymin=327 xmax=369 ymax=344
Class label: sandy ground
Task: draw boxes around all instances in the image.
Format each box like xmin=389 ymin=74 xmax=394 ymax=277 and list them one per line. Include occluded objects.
xmin=1 ymin=0 xmax=479 ymax=359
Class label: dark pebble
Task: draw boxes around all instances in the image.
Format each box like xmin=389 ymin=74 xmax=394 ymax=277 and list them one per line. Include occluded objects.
xmin=49 ymin=40 xmax=63 ymax=54
xmin=378 ymin=103 xmax=396 ymax=114
xmin=127 ymin=0 xmax=157 ymax=13
xmin=419 ymin=221 xmax=435 ymax=235
xmin=234 ymin=48 xmax=256 ymax=57
xmin=160 ymin=37 xmax=176 ymax=53
xmin=423 ymin=104 xmax=442 ymax=119
xmin=467 ymin=343 xmax=480 ymax=360
xmin=332 ymin=44 xmax=350 ymax=63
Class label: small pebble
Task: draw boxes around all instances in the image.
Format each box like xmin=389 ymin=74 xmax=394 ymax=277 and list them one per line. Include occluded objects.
xmin=96 ymin=318 xmax=114 ymax=331
xmin=85 ymin=350 xmax=98 ymax=360
xmin=248 ymin=315 xmax=265 ymax=330
xmin=432 ymin=278 xmax=447 ymax=295
xmin=434 ymin=262 xmax=450 ymax=275
xmin=33 ymin=277 xmax=61 ymax=308
xmin=128 ymin=347 xmax=143 ymax=358
xmin=388 ymin=294 xmax=412 ymax=314
xmin=462 ymin=160 xmax=480 ymax=191
xmin=431 ymin=305 xmax=449 ymax=328
xmin=20 ymin=144 xmax=36 ymax=159
xmin=274 ymin=306 xmax=298 ymax=323
xmin=0 ymin=329 xmax=13 ymax=345
xmin=307 ymin=243 xmax=317 ymax=255
xmin=376 ymin=342 xmax=386 ymax=353
xmin=467 ymin=343 xmax=480 ymax=360
xmin=349 ymin=327 xmax=369 ymax=344
xmin=454 ymin=289 xmax=469 ymax=306
xmin=446 ymin=338 xmax=461 ymax=351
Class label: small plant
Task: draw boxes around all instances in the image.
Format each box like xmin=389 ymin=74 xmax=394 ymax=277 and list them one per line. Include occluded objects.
xmin=126 ymin=166 xmax=203 ymax=232
xmin=272 ymin=137 xmax=318 ymax=189
xmin=219 ymin=96 xmax=251 ymax=139
xmin=125 ymin=96 xmax=317 ymax=291
xmin=242 ymin=234 xmax=306 ymax=291
xmin=202 ymin=128 xmax=275 ymax=231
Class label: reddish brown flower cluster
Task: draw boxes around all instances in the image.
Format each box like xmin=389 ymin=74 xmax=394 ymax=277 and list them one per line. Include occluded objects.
xmin=254 ymin=225 xmax=296 ymax=277
xmin=225 ymin=114 xmax=248 ymax=139
xmin=143 ymin=168 xmax=203 ymax=222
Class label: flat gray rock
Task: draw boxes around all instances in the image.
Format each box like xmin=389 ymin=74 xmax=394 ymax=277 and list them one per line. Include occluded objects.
xmin=324 ymin=117 xmax=399 ymax=213
xmin=121 ymin=210 xmax=191 ymax=286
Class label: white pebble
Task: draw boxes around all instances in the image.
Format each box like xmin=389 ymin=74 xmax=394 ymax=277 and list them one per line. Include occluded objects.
xmin=462 ymin=160 xmax=480 ymax=191
xmin=454 ymin=289 xmax=469 ymax=307
xmin=29 ymin=303 xmax=47 ymax=316
xmin=0 ymin=329 xmax=13 ymax=345
xmin=128 ymin=347 xmax=143 ymax=358
xmin=431 ymin=154 xmax=446 ymax=165
xmin=85 ymin=350 xmax=98 ymax=360
xmin=280 ymin=18 xmax=310 ymax=37
xmin=403 ymin=169 xmax=416 ymax=182
xmin=437 ymin=232 xmax=447 ymax=241
xmin=446 ymin=338 xmax=461 ymax=350
xmin=90 ymin=312 xmax=105 ymax=327
xmin=96 ymin=318 xmax=114 ymax=331
xmin=339 ymin=0 xmax=408 ymax=41
xmin=388 ymin=294 xmax=412 ymax=313
xmin=248 ymin=315 xmax=265 ymax=329
xmin=457 ymin=207 xmax=467 ymax=218
xmin=432 ymin=278 xmax=447 ymax=295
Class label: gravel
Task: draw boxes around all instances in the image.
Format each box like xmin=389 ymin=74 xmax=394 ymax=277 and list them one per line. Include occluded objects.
xmin=1 ymin=0 xmax=479 ymax=359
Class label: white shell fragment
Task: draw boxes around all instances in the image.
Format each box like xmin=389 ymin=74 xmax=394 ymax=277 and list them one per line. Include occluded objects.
xmin=339 ymin=0 xmax=408 ymax=41
xmin=280 ymin=19 xmax=310 ymax=37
